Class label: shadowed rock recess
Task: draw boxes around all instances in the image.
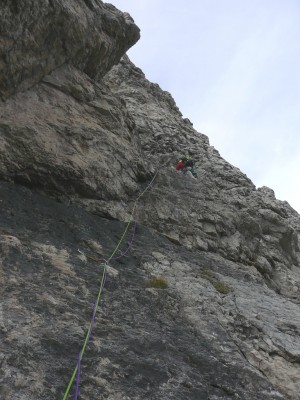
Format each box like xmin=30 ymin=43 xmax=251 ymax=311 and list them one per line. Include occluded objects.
xmin=0 ymin=1 xmax=299 ymax=399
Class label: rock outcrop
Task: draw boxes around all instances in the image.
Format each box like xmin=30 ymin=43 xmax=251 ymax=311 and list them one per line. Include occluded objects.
xmin=0 ymin=1 xmax=299 ymax=399
xmin=105 ymin=56 xmax=300 ymax=296
xmin=0 ymin=0 xmax=139 ymax=100
xmin=0 ymin=62 xmax=150 ymax=221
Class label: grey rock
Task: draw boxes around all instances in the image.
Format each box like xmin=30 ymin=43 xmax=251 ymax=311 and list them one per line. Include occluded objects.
xmin=0 ymin=0 xmax=139 ymax=99
xmin=0 ymin=64 xmax=149 ymax=215
xmin=105 ymin=55 xmax=300 ymax=279
xmin=0 ymin=1 xmax=300 ymax=399
xmin=0 ymin=181 xmax=291 ymax=400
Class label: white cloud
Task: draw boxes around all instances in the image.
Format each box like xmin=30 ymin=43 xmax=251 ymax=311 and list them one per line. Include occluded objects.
xmin=256 ymin=154 xmax=300 ymax=212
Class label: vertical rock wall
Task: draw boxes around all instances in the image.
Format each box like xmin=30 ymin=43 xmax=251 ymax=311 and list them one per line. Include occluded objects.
xmin=105 ymin=56 xmax=300 ymax=290
xmin=0 ymin=0 xmax=139 ymax=99
xmin=0 ymin=1 xmax=300 ymax=399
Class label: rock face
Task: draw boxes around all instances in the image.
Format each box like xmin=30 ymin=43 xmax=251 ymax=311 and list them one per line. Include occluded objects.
xmin=0 ymin=1 xmax=300 ymax=400
xmin=0 ymin=0 xmax=139 ymax=100
xmin=0 ymin=63 xmax=150 ymax=221
xmin=104 ymin=56 xmax=300 ymax=296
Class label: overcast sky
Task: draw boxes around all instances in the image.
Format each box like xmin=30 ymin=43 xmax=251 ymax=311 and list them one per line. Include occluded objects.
xmin=111 ymin=0 xmax=300 ymax=214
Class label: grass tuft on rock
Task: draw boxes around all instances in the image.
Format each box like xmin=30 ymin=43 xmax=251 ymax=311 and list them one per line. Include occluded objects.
xmin=145 ymin=276 xmax=168 ymax=289
xmin=211 ymin=280 xmax=230 ymax=294
xmin=200 ymin=272 xmax=230 ymax=295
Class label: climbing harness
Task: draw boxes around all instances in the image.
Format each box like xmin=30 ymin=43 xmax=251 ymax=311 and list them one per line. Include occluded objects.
xmin=184 ymin=166 xmax=198 ymax=178
xmin=62 ymin=170 xmax=159 ymax=400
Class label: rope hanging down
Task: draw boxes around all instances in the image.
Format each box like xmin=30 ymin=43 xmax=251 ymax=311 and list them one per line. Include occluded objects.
xmin=62 ymin=170 xmax=159 ymax=400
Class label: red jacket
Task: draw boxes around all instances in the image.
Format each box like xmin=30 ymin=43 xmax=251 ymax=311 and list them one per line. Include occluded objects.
xmin=176 ymin=161 xmax=185 ymax=171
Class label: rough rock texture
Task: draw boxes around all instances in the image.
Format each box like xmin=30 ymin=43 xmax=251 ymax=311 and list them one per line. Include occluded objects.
xmin=104 ymin=57 xmax=300 ymax=295
xmin=0 ymin=0 xmax=139 ymax=99
xmin=0 ymin=181 xmax=290 ymax=400
xmin=0 ymin=1 xmax=300 ymax=400
xmin=0 ymin=63 xmax=150 ymax=220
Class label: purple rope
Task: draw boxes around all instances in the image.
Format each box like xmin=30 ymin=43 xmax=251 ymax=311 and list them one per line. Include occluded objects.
xmin=73 ymin=191 xmax=144 ymax=398
xmin=75 ymin=351 xmax=81 ymax=398
xmin=111 ymin=208 xmax=139 ymax=261
xmin=74 ymin=268 xmax=107 ymax=400
xmin=67 ymin=171 xmax=159 ymax=400
xmin=73 ymin=208 xmax=138 ymax=398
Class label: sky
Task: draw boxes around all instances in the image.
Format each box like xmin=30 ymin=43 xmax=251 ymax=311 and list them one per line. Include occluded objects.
xmin=110 ymin=0 xmax=300 ymax=214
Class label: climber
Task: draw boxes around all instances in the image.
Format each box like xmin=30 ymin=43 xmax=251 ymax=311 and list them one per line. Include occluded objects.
xmin=176 ymin=157 xmax=187 ymax=172
xmin=176 ymin=157 xmax=197 ymax=179
xmin=186 ymin=158 xmax=198 ymax=178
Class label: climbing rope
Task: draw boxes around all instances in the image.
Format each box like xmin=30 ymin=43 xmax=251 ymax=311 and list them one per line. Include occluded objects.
xmin=111 ymin=208 xmax=139 ymax=261
xmin=62 ymin=169 xmax=159 ymax=400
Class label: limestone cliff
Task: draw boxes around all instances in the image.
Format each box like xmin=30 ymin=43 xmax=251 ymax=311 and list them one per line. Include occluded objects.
xmin=0 ymin=1 xmax=299 ymax=400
